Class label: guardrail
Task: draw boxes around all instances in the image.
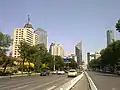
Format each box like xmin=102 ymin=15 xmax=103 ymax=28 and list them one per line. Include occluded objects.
xmin=85 ymin=72 xmax=98 ymax=90
xmin=55 ymin=72 xmax=84 ymax=90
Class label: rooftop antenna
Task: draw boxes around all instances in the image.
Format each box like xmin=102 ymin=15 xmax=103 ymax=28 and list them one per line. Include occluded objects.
xmin=28 ymin=15 xmax=30 ymax=24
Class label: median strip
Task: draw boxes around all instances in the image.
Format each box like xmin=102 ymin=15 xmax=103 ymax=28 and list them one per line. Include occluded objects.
xmin=55 ymin=72 xmax=84 ymax=90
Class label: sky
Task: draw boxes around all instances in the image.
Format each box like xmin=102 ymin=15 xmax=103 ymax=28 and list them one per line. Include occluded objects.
xmin=0 ymin=0 xmax=120 ymax=63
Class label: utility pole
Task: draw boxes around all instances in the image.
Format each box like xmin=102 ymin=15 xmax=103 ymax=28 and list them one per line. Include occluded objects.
xmin=53 ymin=55 xmax=55 ymax=71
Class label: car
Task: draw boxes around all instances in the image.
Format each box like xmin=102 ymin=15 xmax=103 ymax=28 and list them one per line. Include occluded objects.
xmin=51 ymin=71 xmax=57 ymax=74
xmin=68 ymin=69 xmax=78 ymax=77
xmin=64 ymin=70 xmax=68 ymax=73
xmin=57 ymin=71 xmax=65 ymax=75
xmin=40 ymin=70 xmax=50 ymax=76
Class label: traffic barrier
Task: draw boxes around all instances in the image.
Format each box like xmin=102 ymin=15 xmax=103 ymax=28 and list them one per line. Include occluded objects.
xmin=85 ymin=72 xmax=98 ymax=90
xmin=55 ymin=72 xmax=84 ymax=90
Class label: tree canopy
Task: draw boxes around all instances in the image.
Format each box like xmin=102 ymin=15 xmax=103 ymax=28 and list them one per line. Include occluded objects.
xmin=116 ymin=19 xmax=120 ymax=32
xmin=89 ymin=40 xmax=120 ymax=72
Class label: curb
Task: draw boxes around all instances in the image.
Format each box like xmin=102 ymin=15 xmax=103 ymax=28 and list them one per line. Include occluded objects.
xmin=0 ymin=73 xmax=39 ymax=79
xmin=85 ymin=72 xmax=98 ymax=90
xmin=55 ymin=72 xmax=84 ymax=90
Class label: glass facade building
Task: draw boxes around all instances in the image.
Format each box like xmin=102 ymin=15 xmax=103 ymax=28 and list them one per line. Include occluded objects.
xmin=34 ymin=28 xmax=48 ymax=48
xmin=75 ymin=41 xmax=82 ymax=66
xmin=107 ymin=30 xmax=114 ymax=45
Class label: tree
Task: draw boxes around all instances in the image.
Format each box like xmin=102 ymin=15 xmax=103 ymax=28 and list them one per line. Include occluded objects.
xmin=99 ymin=40 xmax=120 ymax=72
xmin=18 ymin=40 xmax=30 ymax=74
xmin=0 ymin=32 xmax=11 ymax=57
xmin=69 ymin=59 xmax=77 ymax=69
xmin=29 ymin=45 xmax=39 ymax=72
xmin=0 ymin=32 xmax=11 ymax=74
xmin=116 ymin=19 xmax=120 ymax=32
xmin=55 ymin=56 xmax=65 ymax=70
xmin=2 ymin=56 xmax=16 ymax=74
xmin=36 ymin=44 xmax=48 ymax=68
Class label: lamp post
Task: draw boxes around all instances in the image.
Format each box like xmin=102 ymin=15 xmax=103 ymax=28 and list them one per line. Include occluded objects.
xmin=53 ymin=43 xmax=56 ymax=71
xmin=53 ymin=55 xmax=55 ymax=71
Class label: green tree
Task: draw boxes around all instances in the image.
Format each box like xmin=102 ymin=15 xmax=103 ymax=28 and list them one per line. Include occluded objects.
xmin=18 ymin=40 xmax=30 ymax=74
xmin=55 ymin=56 xmax=65 ymax=70
xmin=29 ymin=45 xmax=39 ymax=72
xmin=36 ymin=44 xmax=48 ymax=68
xmin=88 ymin=58 xmax=102 ymax=71
xmin=0 ymin=32 xmax=11 ymax=74
xmin=99 ymin=40 xmax=120 ymax=71
xmin=0 ymin=32 xmax=11 ymax=57
xmin=69 ymin=59 xmax=77 ymax=69
xmin=116 ymin=19 xmax=120 ymax=32
xmin=2 ymin=56 xmax=16 ymax=74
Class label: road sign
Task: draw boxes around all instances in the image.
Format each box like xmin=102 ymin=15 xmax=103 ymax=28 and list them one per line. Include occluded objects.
xmin=64 ymin=58 xmax=72 ymax=63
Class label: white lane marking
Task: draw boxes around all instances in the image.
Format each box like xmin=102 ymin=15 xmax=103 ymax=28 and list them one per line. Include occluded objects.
xmin=2 ymin=78 xmax=34 ymax=85
xmin=30 ymin=77 xmax=65 ymax=90
xmin=0 ymin=85 xmax=6 ymax=88
xmin=10 ymin=85 xmax=28 ymax=90
xmin=0 ymin=81 xmax=34 ymax=89
xmin=112 ymin=88 xmax=116 ymax=90
xmin=46 ymin=86 xmax=56 ymax=90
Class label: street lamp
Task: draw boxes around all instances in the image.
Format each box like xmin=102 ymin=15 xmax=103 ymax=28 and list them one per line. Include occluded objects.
xmin=53 ymin=43 xmax=56 ymax=71
xmin=53 ymin=55 xmax=55 ymax=71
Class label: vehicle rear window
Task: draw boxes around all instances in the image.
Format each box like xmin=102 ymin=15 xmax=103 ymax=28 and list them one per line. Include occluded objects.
xmin=69 ymin=71 xmax=76 ymax=72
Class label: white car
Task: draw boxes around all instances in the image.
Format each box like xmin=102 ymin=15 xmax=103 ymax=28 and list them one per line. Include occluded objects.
xmin=68 ymin=69 xmax=77 ymax=77
xmin=57 ymin=71 xmax=65 ymax=75
xmin=51 ymin=71 xmax=57 ymax=74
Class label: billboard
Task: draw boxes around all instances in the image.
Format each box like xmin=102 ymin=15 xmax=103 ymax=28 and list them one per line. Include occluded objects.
xmin=64 ymin=58 xmax=72 ymax=63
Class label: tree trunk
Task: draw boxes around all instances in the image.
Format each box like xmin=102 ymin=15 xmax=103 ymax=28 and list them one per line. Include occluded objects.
xmin=28 ymin=61 xmax=30 ymax=75
xmin=22 ymin=58 xmax=25 ymax=74
xmin=3 ymin=65 xmax=7 ymax=74
xmin=34 ymin=58 xmax=36 ymax=74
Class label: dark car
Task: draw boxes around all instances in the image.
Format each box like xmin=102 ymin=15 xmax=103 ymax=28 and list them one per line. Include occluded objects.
xmin=40 ymin=70 xmax=50 ymax=76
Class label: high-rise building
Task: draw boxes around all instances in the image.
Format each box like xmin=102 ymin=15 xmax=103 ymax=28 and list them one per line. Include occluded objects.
xmin=75 ymin=41 xmax=82 ymax=66
xmin=56 ymin=44 xmax=64 ymax=57
xmin=87 ymin=51 xmax=101 ymax=64
xmin=107 ymin=30 xmax=114 ymax=45
xmin=33 ymin=33 xmax=39 ymax=46
xmin=49 ymin=43 xmax=56 ymax=55
xmin=12 ymin=15 xmax=38 ymax=57
xmin=34 ymin=28 xmax=48 ymax=48
xmin=49 ymin=43 xmax=64 ymax=57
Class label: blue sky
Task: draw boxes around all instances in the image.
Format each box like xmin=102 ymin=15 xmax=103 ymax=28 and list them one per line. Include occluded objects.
xmin=0 ymin=0 xmax=120 ymax=61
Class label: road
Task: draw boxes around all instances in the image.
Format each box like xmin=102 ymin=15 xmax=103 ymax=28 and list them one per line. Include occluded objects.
xmin=88 ymin=71 xmax=120 ymax=90
xmin=0 ymin=74 xmax=73 ymax=90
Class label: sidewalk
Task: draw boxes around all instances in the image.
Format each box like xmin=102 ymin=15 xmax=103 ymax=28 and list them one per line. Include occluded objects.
xmin=71 ymin=74 xmax=90 ymax=90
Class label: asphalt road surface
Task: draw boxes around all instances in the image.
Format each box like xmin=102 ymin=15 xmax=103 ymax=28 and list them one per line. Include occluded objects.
xmin=88 ymin=71 xmax=120 ymax=90
xmin=0 ymin=74 xmax=73 ymax=90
